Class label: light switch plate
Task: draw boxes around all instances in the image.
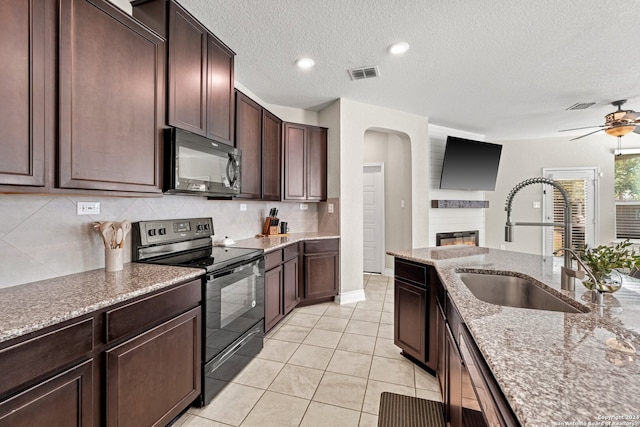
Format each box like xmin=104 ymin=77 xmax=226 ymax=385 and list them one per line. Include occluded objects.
xmin=77 ymin=201 xmax=100 ymax=215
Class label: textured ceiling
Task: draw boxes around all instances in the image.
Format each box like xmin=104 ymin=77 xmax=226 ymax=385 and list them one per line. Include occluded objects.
xmin=179 ymin=0 xmax=640 ymax=141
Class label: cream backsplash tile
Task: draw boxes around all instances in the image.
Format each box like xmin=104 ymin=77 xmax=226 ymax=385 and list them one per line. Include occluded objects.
xmin=0 ymin=194 xmax=318 ymax=288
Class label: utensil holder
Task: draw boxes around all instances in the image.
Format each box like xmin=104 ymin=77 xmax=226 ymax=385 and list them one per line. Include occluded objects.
xmin=105 ymin=248 xmax=124 ymax=272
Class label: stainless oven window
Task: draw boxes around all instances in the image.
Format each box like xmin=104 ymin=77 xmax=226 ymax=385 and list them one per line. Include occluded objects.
xmin=178 ymin=145 xmax=230 ymax=188
xmin=205 ymin=259 xmax=264 ymax=362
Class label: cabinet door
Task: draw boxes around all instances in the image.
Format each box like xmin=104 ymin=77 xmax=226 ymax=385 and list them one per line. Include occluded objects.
xmin=206 ymin=35 xmax=235 ymax=145
xmin=394 ymin=279 xmax=426 ymax=362
xmin=235 ymin=91 xmax=262 ymax=199
xmin=283 ymin=123 xmax=307 ymax=200
xmin=262 ymin=110 xmax=282 ymax=201
xmin=283 ymin=256 xmax=299 ymax=314
xmin=265 ymin=266 xmax=284 ymax=332
xmin=303 ymin=252 xmax=338 ymax=300
xmin=105 ymin=307 xmax=201 ymax=427
xmin=447 ymin=326 xmax=463 ymax=427
xmin=58 ymin=0 xmax=164 ymax=193
xmin=436 ymin=302 xmax=447 ymax=400
xmin=168 ymin=1 xmax=207 ymax=135
xmin=0 ymin=359 xmax=93 ymax=426
xmin=0 ymin=0 xmax=47 ymax=187
xmin=306 ymin=126 xmax=327 ymax=201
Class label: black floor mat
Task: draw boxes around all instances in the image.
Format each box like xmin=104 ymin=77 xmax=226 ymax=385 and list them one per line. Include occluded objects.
xmin=377 ymin=392 xmax=445 ymax=427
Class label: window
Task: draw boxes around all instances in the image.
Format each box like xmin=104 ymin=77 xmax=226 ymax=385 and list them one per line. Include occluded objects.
xmin=615 ymin=150 xmax=640 ymax=240
xmin=543 ymin=168 xmax=598 ymax=257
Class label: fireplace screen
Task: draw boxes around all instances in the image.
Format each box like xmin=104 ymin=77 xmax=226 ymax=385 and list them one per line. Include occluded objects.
xmin=435 ymin=230 xmax=479 ymax=246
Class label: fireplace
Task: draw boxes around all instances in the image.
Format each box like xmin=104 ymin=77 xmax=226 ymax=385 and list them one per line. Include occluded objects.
xmin=435 ymin=230 xmax=479 ymax=247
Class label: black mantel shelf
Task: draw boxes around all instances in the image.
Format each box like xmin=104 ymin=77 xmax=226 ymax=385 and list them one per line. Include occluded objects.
xmin=431 ymin=200 xmax=489 ymax=209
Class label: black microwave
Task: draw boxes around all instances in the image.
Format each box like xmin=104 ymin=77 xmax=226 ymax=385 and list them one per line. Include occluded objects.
xmin=164 ymin=128 xmax=241 ymax=198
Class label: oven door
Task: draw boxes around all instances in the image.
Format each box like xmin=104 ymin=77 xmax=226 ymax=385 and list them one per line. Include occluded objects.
xmin=204 ymin=256 xmax=264 ymax=363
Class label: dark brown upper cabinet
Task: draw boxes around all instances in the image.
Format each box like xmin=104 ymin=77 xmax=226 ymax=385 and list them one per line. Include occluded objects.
xmin=283 ymin=122 xmax=327 ymax=201
xmin=0 ymin=0 xmax=51 ymax=188
xmin=133 ymin=0 xmax=235 ymax=145
xmin=262 ymin=110 xmax=282 ymax=201
xmin=235 ymin=91 xmax=262 ymax=199
xmin=58 ymin=0 xmax=165 ymax=193
xmin=234 ymin=90 xmax=282 ymax=200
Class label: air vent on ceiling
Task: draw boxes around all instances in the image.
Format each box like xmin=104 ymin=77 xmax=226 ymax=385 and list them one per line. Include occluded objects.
xmin=566 ymin=102 xmax=596 ymax=110
xmin=348 ymin=66 xmax=380 ymax=81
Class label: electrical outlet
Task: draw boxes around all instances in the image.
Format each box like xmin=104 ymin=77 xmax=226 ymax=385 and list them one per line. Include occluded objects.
xmin=401 ymin=200 xmax=405 ymax=208
xmin=300 ymin=203 xmax=308 ymax=210
xmin=240 ymin=204 xmax=247 ymax=211
xmin=77 ymin=201 xmax=100 ymax=215
xmin=532 ymin=201 xmax=541 ymax=209
xmin=328 ymin=203 xmax=334 ymax=214
xmin=500 ymin=244 xmax=506 ymax=250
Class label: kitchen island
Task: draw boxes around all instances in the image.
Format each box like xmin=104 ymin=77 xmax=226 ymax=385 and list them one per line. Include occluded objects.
xmin=389 ymin=245 xmax=640 ymax=427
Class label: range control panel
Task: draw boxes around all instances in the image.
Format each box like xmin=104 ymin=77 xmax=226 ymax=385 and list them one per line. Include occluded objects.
xmin=135 ymin=218 xmax=214 ymax=246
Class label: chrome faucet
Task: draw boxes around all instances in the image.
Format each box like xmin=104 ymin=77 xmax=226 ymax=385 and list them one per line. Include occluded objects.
xmin=553 ymin=247 xmax=604 ymax=305
xmin=505 ymin=177 xmax=575 ymax=290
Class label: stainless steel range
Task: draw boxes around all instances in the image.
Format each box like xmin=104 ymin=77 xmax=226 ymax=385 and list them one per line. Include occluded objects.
xmin=132 ymin=218 xmax=264 ymax=406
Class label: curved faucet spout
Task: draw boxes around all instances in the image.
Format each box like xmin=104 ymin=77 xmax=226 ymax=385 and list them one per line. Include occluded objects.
xmin=504 ymin=177 xmax=573 ymax=288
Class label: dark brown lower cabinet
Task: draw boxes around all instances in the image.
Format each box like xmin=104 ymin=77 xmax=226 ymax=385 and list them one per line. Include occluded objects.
xmin=265 ymin=265 xmax=284 ymax=332
xmin=394 ymin=280 xmax=426 ymax=362
xmin=0 ymin=359 xmax=93 ymax=426
xmin=106 ymin=307 xmax=201 ymax=427
xmin=300 ymin=239 xmax=339 ymax=305
xmin=264 ymin=244 xmax=301 ymax=332
xmin=283 ymin=254 xmax=300 ymax=314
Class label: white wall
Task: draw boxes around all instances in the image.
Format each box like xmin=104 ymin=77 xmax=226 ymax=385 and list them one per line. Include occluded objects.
xmin=428 ymin=125 xmax=488 ymax=246
xmin=333 ymin=98 xmax=429 ymax=296
xmin=485 ymin=134 xmax=634 ymax=254
xmin=364 ymin=131 xmax=412 ymax=271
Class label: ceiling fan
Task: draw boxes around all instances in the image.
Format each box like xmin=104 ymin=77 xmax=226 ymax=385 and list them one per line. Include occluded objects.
xmin=559 ymin=100 xmax=640 ymax=141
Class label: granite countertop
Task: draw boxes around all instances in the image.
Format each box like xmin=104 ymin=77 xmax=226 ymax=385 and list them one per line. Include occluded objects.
xmin=0 ymin=263 xmax=204 ymax=344
xmin=388 ymin=246 xmax=640 ymax=426
xmin=233 ymin=232 xmax=340 ymax=253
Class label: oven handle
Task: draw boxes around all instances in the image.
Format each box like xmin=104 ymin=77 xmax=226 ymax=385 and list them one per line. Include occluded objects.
xmin=206 ymin=254 xmax=264 ymax=281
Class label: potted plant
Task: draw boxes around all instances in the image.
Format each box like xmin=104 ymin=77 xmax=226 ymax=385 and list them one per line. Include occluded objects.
xmin=579 ymin=239 xmax=640 ymax=292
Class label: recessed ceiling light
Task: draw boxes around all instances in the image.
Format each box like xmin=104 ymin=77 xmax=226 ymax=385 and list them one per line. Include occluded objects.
xmin=388 ymin=42 xmax=409 ymax=55
xmin=296 ymin=57 xmax=315 ymax=69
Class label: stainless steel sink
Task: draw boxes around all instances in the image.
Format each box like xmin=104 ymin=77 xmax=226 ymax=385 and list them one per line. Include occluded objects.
xmin=458 ymin=272 xmax=589 ymax=313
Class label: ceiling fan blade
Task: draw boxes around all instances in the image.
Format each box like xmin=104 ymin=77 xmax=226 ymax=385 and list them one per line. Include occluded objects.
xmin=569 ymin=128 xmax=605 ymax=141
xmin=559 ymin=125 xmax=606 ymax=132
xmin=634 ymin=127 xmax=640 ymax=134
xmin=623 ymin=111 xmax=639 ymax=120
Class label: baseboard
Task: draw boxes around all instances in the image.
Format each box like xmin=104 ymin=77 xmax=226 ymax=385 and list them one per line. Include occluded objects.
xmin=336 ymin=289 xmax=366 ymax=305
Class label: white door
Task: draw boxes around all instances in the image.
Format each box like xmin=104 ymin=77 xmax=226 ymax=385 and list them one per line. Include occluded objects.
xmin=363 ymin=164 xmax=385 ymax=273
xmin=543 ymin=167 xmax=598 ymax=256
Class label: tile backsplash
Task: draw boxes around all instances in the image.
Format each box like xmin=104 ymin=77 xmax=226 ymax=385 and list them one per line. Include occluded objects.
xmin=0 ymin=194 xmax=318 ymax=288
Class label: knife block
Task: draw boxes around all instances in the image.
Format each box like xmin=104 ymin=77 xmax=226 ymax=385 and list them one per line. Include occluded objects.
xmin=262 ymin=217 xmax=280 ymax=235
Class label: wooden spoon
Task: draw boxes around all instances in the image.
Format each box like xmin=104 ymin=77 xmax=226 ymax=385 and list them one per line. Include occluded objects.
xmin=119 ymin=220 xmax=131 ymax=248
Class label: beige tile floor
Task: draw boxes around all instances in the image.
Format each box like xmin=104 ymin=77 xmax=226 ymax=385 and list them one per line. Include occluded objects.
xmin=175 ymin=274 xmax=442 ymax=427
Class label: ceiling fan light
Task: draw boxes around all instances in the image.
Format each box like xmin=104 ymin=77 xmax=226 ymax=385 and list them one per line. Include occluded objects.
xmin=605 ymin=126 xmax=635 ymax=137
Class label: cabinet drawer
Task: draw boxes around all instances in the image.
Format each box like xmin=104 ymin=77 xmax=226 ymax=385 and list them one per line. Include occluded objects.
xmin=283 ymin=243 xmax=299 ymax=261
xmin=265 ymin=249 xmax=283 ymax=270
xmin=105 ymin=279 xmax=201 ymax=343
xmin=304 ymin=239 xmax=338 ymax=254
xmin=395 ymin=258 xmax=428 ymax=287
xmin=0 ymin=318 xmax=93 ymax=396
